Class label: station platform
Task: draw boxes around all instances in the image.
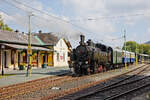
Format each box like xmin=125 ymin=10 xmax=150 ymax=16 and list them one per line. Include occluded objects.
xmin=0 ymin=66 xmax=70 ymax=87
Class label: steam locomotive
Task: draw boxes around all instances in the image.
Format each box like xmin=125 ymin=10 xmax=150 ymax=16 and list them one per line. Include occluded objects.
xmin=70 ymin=35 xmax=149 ymax=76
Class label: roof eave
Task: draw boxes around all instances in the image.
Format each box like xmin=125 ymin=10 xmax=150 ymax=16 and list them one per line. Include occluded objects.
xmin=0 ymin=40 xmax=43 ymax=46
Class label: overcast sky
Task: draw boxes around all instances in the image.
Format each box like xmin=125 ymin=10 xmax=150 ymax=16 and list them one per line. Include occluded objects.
xmin=0 ymin=0 xmax=150 ymax=48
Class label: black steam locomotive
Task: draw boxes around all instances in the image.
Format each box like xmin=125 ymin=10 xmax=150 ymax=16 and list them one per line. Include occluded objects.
xmin=70 ymin=35 xmax=113 ymax=76
xmin=70 ymin=35 xmax=150 ymax=76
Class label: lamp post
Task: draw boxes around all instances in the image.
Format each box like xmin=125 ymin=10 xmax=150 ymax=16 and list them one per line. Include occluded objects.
xmin=26 ymin=13 xmax=34 ymax=77
xmin=1 ymin=45 xmax=5 ymax=76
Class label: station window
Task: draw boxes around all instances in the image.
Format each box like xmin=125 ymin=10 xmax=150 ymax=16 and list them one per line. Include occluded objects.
xmin=63 ymin=53 xmax=65 ymax=62
xmin=11 ymin=51 xmax=14 ymax=64
xmin=57 ymin=53 xmax=59 ymax=61
xmin=23 ymin=51 xmax=27 ymax=63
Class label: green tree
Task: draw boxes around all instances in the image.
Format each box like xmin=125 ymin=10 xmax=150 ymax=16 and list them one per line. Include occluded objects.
xmin=142 ymin=44 xmax=150 ymax=55
xmin=122 ymin=41 xmax=139 ymax=52
xmin=123 ymin=41 xmax=150 ymax=55
xmin=0 ymin=15 xmax=13 ymax=31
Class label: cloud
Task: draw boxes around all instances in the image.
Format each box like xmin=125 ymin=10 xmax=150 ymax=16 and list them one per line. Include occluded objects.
xmin=105 ymin=0 xmax=150 ymax=14
xmin=63 ymin=0 xmax=106 ymax=14
xmin=2 ymin=0 xmax=150 ymax=47
xmin=104 ymin=0 xmax=150 ymax=26
xmin=61 ymin=0 xmax=150 ymax=47
xmin=0 ymin=0 xmax=81 ymax=40
xmin=148 ymin=28 xmax=150 ymax=33
xmin=62 ymin=0 xmax=117 ymax=47
xmin=0 ymin=12 xmax=13 ymax=23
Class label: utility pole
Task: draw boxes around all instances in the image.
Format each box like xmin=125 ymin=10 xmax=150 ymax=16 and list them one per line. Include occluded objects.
xmin=124 ymin=29 xmax=127 ymax=70
xmin=26 ymin=13 xmax=33 ymax=77
xmin=136 ymin=43 xmax=138 ymax=66
xmin=141 ymin=45 xmax=143 ymax=64
xmin=1 ymin=45 xmax=5 ymax=76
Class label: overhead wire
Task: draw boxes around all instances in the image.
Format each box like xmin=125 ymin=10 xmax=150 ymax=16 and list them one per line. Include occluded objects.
xmin=2 ymin=0 xmax=150 ymax=29
xmin=0 ymin=6 xmax=46 ymax=32
xmin=4 ymin=0 xmax=112 ymax=36
xmin=12 ymin=0 xmax=70 ymax=23
xmin=1 ymin=0 xmax=142 ymax=46
xmin=69 ymin=12 xmax=148 ymax=22
xmin=8 ymin=0 xmax=90 ymax=34
xmin=9 ymin=0 xmax=150 ymax=22
xmin=2 ymin=0 xmax=92 ymax=35
xmin=111 ymin=36 xmax=124 ymax=41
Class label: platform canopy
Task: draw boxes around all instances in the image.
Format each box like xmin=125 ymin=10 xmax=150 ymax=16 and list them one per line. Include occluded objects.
xmin=3 ymin=43 xmax=50 ymax=51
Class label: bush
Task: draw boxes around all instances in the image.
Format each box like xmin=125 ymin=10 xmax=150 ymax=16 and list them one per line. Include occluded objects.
xmin=42 ymin=64 xmax=47 ymax=68
xmin=19 ymin=65 xmax=25 ymax=70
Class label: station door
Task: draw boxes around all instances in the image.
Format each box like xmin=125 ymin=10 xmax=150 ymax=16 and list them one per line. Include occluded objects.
xmin=48 ymin=52 xmax=53 ymax=66
xmin=40 ymin=55 xmax=44 ymax=65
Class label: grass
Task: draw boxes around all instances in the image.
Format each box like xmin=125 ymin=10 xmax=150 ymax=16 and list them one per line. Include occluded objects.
xmin=0 ymin=74 xmax=15 ymax=79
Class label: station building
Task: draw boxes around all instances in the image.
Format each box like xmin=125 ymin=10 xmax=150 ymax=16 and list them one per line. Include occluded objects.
xmin=0 ymin=30 xmax=71 ymax=71
xmin=0 ymin=30 xmax=50 ymax=70
xmin=34 ymin=31 xmax=71 ymax=67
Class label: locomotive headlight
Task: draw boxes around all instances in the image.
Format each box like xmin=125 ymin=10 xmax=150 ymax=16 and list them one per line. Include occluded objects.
xmin=85 ymin=61 xmax=88 ymax=64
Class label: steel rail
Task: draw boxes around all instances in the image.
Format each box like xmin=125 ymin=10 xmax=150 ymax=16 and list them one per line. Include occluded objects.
xmin=105 ymin=82 xmax=150 ymax=100
xmin=58 ymin=64 xmax=149 ymax=100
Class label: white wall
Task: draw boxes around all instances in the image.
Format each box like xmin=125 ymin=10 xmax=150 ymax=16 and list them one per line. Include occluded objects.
xmin=53 ymin=39 xmax=69 ymax=67
xmin=7 ymin=50 xmax=11 ymax=68
xmin=6 ymin=50 xmax=18 ymax=69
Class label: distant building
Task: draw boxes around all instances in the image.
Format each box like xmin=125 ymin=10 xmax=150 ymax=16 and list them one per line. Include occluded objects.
xmin=35 ymin=32 xmax=71 ymax=67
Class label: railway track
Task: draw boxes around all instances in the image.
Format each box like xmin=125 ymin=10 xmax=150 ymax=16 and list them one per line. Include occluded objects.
xmin=58 ymin=64 xmax=150 ymax=100
xmin=105 ymin=81 xmax=150 ymax=100
xmin=0 ymin=68 xmax=112 ymax=100
xmin=0 ymin=68 xmax=103 ymax=100
xmin=80 ymin=76 xmax=150 ymax=100
xmin=0 ymin=64 xmax=148 ymax=100
xmin=0 ymin=72 xmax=72 ymax=100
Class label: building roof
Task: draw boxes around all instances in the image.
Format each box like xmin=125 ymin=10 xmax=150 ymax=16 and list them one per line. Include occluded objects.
xmin=63 ymin=38 xmax=72 ymax=48
xmin=34 ymin=36 xmax=45 ymax=45
xmin=35 ymin=33 xmax=59 ymax=45
xmin=0 ymin=30 xmax=41 ymax=45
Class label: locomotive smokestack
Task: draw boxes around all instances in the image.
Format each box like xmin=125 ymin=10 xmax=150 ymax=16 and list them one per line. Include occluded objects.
xmin=80 ymin=35 xmax=85 ymax=45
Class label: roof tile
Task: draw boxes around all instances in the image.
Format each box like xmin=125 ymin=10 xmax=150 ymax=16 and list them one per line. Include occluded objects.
xmin=0 ymin=30 xmax=40 ymax=45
